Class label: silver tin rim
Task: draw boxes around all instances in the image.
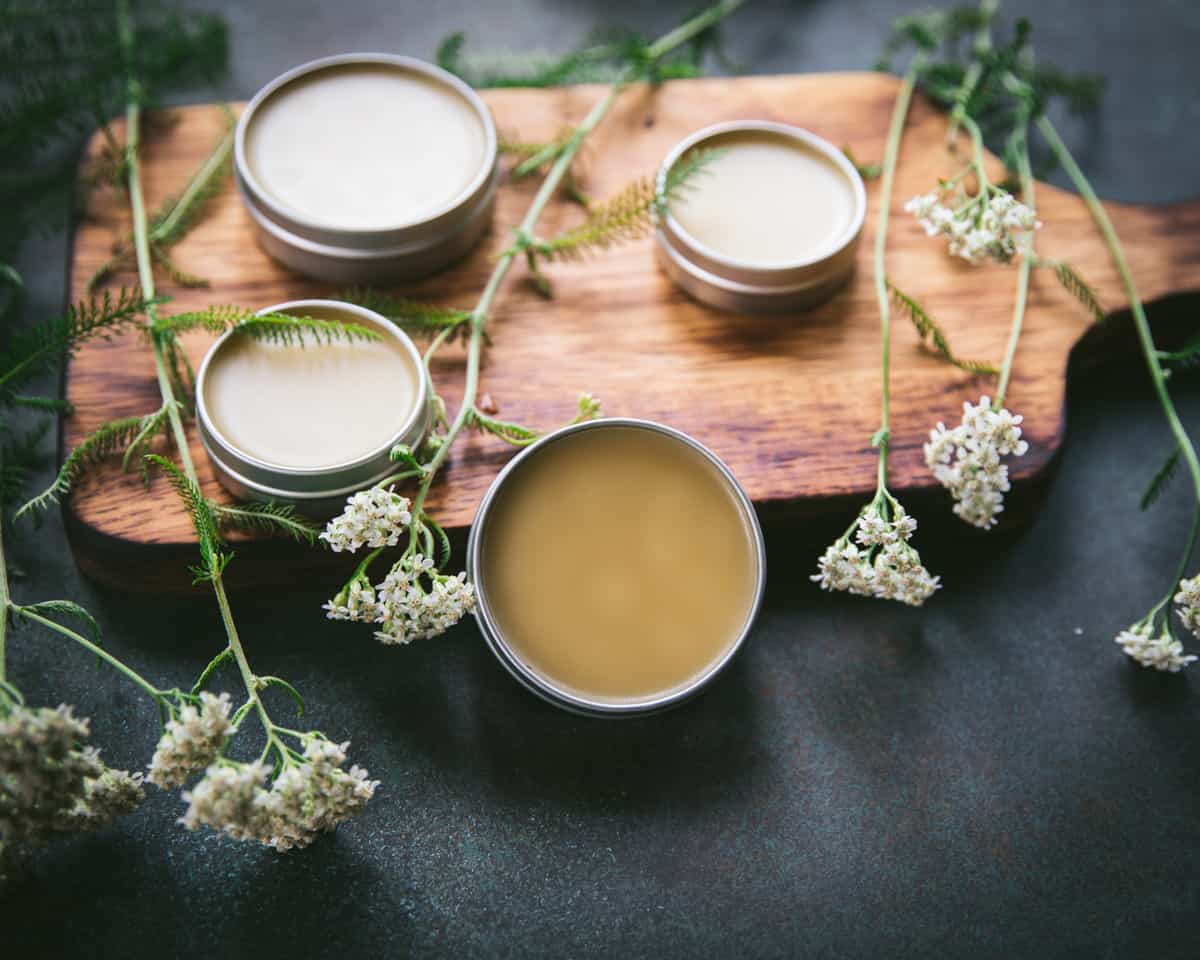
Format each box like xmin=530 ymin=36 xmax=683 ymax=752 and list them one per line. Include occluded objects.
xmin=195 ymin=299 xmax=432 ymax=508
xmin=235 ymin=53 xmax=498 ymax=243
xmin=466 ymin=418 xmax=767 ymax=718
xmin=655 ymin=120 xmax=866 ymax=311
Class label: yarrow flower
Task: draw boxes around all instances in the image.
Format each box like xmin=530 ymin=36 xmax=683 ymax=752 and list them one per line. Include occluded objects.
xmin=924 ymin=395 xmax=1029 ymax=529
xmin=180 ymin=737 xmax=378 ymax=851
xmin=320 ymin=485 xmax=412 ymax=552
xmin=374 ymin=553 xmax=476 ymax=644
xmin=1114 ymin=622 xmax=1197 ymax=673
xmin=812 ymin=500 xmax=939 ymax=606
xmin=1174 ymin=574 xmax=1200 ymax=639
xmin=0 ymin=704 xmax=143 ymax=845
xmin=905 ymin=186 xmax=1040 ymax=264
xmin=324 ymin=553 xmax=476 ymax=644
xmin=147 ymin=691 xmax=233 ymax=789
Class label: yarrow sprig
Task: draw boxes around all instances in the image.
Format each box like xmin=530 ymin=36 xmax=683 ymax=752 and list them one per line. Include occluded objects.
xmin=813 ymin=42 xmax=939 ymax=607
xmin=905 ymin=183 xmax=1039 ymax=264
xmin=924 ymin=395 xmax=1029 ymax=529
xmin=813 ymin=498 xmax=939 ymax=605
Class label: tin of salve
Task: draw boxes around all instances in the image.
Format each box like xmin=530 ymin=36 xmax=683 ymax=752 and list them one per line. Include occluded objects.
xmin=656 ymin=120 xmax=867 ymax=314
xmin=234 ymin=54 xmax=498 ymax=283
xmin=466 ymin=419 xmax=766 ymax=717
xmin=195 ymin=299 xmax=432 ymax=513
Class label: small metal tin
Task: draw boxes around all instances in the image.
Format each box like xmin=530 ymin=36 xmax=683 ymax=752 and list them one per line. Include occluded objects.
xmin=234 ymin=53 xmax=498 ymax=284
xmin=655 ymin=120 xmax=866 ymax=314
xmin=195 ymin=299 xmax=432 ymax=515
xmin=466 ymin=418 xmax=766 ymax=718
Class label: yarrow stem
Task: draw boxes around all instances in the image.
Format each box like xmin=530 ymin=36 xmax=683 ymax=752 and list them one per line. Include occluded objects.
xmin=812 ymin=54 xmax=939 ymax=607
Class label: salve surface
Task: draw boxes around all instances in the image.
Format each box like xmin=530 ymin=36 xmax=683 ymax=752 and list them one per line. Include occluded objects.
xmin=480 ymin=427 xmax=758 ymax=704
xmin=245 ymin=64 xmax=487 ymax=230
xmin=203 ymin=308 xmax=419 ymax=470
xmin=670 ymin=131 xmax=853 ymax=265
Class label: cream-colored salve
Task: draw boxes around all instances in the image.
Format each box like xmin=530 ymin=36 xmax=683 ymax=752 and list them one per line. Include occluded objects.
xmin=244 ymin=64 xmax=487 ymax=230
xmin=203 ymin=307 xmax=420 ymax=470
xmin=479 ymin=426 xmax=759 ymax=704
xmin=669 ymin=130 xmax=854 ymax=266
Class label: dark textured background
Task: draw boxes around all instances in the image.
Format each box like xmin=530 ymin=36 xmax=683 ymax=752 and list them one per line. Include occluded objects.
xmin=4 ymin=1 xmax=1200 ymax=957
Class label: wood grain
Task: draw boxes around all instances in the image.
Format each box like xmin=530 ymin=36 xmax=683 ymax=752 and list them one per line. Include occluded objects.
xmin=62 ymin=72 xmax=1200 ymax=590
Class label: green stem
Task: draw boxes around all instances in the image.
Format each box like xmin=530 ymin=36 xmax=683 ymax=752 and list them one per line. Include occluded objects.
xmin=117 ymin=0 xmax=276 ymax=740
xmin=407 ymin=0 xmax=746 ymax=526
xmin=1153 ymin=507 xmax=1200 ymax=617
xmin=150 ymin=124 xmax=234 ymax=243
xmin=874 ymin=57 xmax=925 ymax=490
xmin=18 ymin=606 xmax=162 ymax=701
xmin=946 ymin=0 xmax=997 ymax=146
xmin=1035 ymin=113 xmax=1200 ymax=504
xmin=994 ymin=122 xmax=1034 ymax=409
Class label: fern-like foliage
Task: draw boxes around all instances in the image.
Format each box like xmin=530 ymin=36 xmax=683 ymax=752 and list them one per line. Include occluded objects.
xmin=1048 ymin=260 xmax=1105 ymax=324
xmin=0 ymin=1 xmax=228 ymax=266
xmin=887 ymin=281 xmax=999 ymax=375
xmin=211 ymin=501 xmax=321 ymax=545
xmin=0 ymin=288 xmax=152 ymax=399
xmin=468 ymin=410 xmax=540 ymax=447
xmin=436 ymin=21 xmax=717 ymax=90
xmin=338 ymin=290 xmax=472 ymax=341
xmin=153 ymin=306 xmax=382 ymax=346
xmin=1140 ymin=448 xmax=1180 ymax=511
xmin=144 ymin=454 xmax=228 ymax=583
xmin=532 ymin=147 xmax=723 ymax=262
xmin=15 ymin=599 xmax=102 ymax=645
xmin=16 ymin=404 xmax=171 ymax=520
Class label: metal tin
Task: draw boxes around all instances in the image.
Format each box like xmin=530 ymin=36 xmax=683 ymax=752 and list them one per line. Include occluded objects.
xmin=466 ymin=418 xmax=766 ymax=718
xmin=195 ymin=299 xmax=432 ymax=515
xmin=234 ymin=53 xmax=498 ymax=284
xmin=655 ymin=120 xmax=866 ymax=314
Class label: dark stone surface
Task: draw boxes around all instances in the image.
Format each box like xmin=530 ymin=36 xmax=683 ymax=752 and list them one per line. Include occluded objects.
xmin=3 ymin=2 xmax=1200 ymax=957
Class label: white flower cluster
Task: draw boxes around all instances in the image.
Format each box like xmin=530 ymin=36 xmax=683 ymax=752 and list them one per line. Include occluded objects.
xmin=812 ymin=503 xmax=940 ymax=606
xmin=905 ymin=187 xmax=1040 ymax=264
xmin=147 ymin=691 xmax=233 ymax=789
xmin=320 ymin=485 xmax=412 ymax=553
xmin=1114 ymin=623 xmax=1197 ymax=673
xmin=324 ymin=554 xmax=476 ymax=645
xmin=924 ymin=396 xmax=1030 ymax=530
xmin=1174 ymin=574 xmax=1200 ymax=639
xmin=375 ymin=554 xmax=476 ymax=644
xmin=0 ymin=704 xmax=143 ymax=843
xmin=180 ymin=738 xmax=378 ymax=851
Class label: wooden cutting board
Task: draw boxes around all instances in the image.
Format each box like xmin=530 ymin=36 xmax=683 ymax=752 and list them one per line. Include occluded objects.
xmin=63 ymin=72 xmax=1200 ymax=590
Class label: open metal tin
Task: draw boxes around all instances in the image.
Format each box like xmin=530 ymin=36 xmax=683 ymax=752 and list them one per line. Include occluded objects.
xmin=466 ymin=418 xmax=766 ymax=718
xmin=195 ymin=299 xmax=432 ymax=515
xmin=655 ymin=120 xmax=866 ymax=314
xmin=234 ymin=53 xmax=498 ymax=284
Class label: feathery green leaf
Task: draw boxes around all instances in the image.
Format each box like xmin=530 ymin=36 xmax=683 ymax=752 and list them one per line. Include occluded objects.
xmin=842 ymin=145 xmax=881 ymax=180
xmin=16 ymin=405 xmax=171 ymax=520
xmin=143 ymin=454 xmax=228 ymax=583
xmin=258 ymin=676 xmax=305 ymax=718
xmin=1049 ymin=260 xmax=1105 ymax=324
xmin=1141 ymin=448 xmax=1181 ymax=511
xmin=338 ymin=289 xmax=472 ymax=341
xmin=211 ymin=501 xmax=321 ymax=546
xmin=888 ymin=281 xmax=999 ymax=375
xmin=0 ymin=288 xmax=153 ymax=397
xmin=15 ymin=599 xmax=102 ymax=646
xmin=468 ymin=411 xmax=540 ymax=447
xmin=532 ymin=147 xmax=723 ymax=262
xmin=153 ymin=306 xmax=382 ymax=346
